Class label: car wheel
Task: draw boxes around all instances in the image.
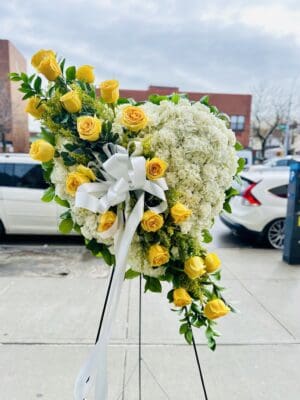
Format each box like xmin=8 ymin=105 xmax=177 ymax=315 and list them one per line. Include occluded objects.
xmin=264 ymin=218 xmax=285 ymax=249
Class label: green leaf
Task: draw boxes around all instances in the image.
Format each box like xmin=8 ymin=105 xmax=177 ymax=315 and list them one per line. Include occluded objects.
xmin=225 ymin=187 xmax=239 ymax=199
xmin=200 ymin=95 xmax=210 ymax=106
xmin=237 ymin=157 xmax=246 ymax=174
xmin=234 ymin=141 xmax=244 ymax=151
xmin=66 ymin=66 xmax=76 ymax=81
xmin=171 ymin=93 xmax=180 ymax=104
xmin=59 ymin=218 xmax=74 ymax=234
xmin=117 ymin=97 xmax=131 ymax=105
xmin=41 ymin=128 xmax=55 ymax=145
xmin=212 ymin=270 xmax=221 ymax=281
xmin=144 ymin=276 xmax=162 ymax=293
xmin=34 ymin=76 xmax=42 ymax=92
xmin=167 ymin=289 xmax=174 ymax=303
xmin=21 ymin=72 xmax=28 ymax=82
xmin=54 ymin=195 xmax=70 ymax=208
xmin=101 ymin=246 xmax=115 ymax=266
xmin=179 ymin=323 xmax=189 ymax=334
xmin=60 ymin=58 xmax=66 ymax=73
xmin=223 ymin=201 xmax=232 ymax=213
xmin=124 ymin=268 xmax=140 ymax=280
xmin=22 ymin=92 xmax=35 ymax=100
xmin=191 ymin=302 xmax=202 ymax=314
xmin=41 ymin=186 xmax=55 ymax=202
xmin=61 ymin=152 xmax=76 ymax=166
xmin=60 ymin=209 xmax=72 ymax=220
xmin=184 ymin=329 xmax=193 ymax=345
xmin=202 ymin=229 xmax=213 ymax=243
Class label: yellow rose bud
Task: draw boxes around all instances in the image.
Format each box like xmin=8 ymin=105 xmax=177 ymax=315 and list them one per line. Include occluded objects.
xmin=25 ymin=96 xmax=45 ymax=119
xmin=204 ymin=299 xmax=230 ymax=320
xmin=170 ymin=203 xmax=192 ymax=224
xmin=77 ymin=116 xmax=102 ymax=141
xmin=60 ymin=91 xmax=82 ymax=113
xmin=31 ymin=49 xmax=56 ymax=69
xmin=97 ymin=211 xmax=117 ymax=232
xmin=65 ymin=172 xmax=90 ymax=196
xmin=173 ymin=288 xmax=192 ymax=307
xmin=148 ymin=244 xmax=170 ymax=267
xmin=37 ymin=56 xmax=61 ymax=81
xmin=76 ymin=165 xmax=96 ymax=181
xmin=100 ymin=79 xmax=119 ymax=103
xmin=141 ymin=210 xmax=164 ymax=232
xmin=184 ymin=256 xmax=206 ymax=280
xmin=121 ymin=106 xmax=148 ymax=132
xmin=76 ymin=65 xmax=95 ymax=83
xmin=146 ymin=157 xmax=168 ymax=180
xmin=205 ymin=253 xmax=221 ymax=273
xmin=29 ymin=139 xmax=54 ymax=162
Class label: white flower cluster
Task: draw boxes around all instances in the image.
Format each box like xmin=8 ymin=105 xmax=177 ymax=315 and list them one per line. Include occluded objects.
xmin=126 ymin=100 xmax=237 ymax=275
xmin=50 ymin=99 xmax=237 ymax=276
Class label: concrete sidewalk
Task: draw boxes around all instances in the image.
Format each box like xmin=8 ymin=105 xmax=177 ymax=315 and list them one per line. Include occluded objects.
xmin=0 ymin=245 xmax=300 ymax=399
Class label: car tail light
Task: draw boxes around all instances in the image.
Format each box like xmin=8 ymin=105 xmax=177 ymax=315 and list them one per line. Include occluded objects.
xmin=242 ymin=182 xmax=261 ymax=206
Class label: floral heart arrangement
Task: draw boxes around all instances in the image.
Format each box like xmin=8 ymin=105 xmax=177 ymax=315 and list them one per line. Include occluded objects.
xmin=10 ymin=49 xmax=243 ymax=398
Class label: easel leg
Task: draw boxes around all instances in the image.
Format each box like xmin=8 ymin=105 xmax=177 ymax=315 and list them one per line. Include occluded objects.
xmin=138 ymin=274 xmax=142 ymax=400
xmin=191 ymin=334 xmax=208 ymax=400
xmin=95 ymin=266 xmax=115 ymax=344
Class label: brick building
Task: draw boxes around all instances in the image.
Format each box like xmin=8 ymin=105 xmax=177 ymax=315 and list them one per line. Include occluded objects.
xmin=0 ymin=39 xmax=28 ymax=153
xmin=120 ymin=86 xmax=252 ymax=147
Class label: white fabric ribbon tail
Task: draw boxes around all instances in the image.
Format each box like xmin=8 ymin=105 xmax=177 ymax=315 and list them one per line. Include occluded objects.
xmin=73 ymin=144 xmax=168 ymax=400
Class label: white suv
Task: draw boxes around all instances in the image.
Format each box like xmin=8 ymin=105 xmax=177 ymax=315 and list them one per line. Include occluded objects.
xmin=0 ymin=153 xmax=61 ymax=236
xmin=221 ymin=169 xmax=289 ymax=249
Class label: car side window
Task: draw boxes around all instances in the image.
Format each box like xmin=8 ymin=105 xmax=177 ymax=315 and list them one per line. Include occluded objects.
xmin=0 ymin=163 xmax=14 ymax=186
xmin=269 ymin=185 xmax=288 ymax=198
xmin=13 ymin=163 xmax=48 ymax=189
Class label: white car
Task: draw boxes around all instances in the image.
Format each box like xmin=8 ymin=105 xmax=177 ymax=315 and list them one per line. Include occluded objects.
xmin=0 ymin=153 xmax=62 ymax=236
xmin=247 ymin=156 xmax=300 ymax=172
xmin=221 ymin=169 xmax=289 ymax=249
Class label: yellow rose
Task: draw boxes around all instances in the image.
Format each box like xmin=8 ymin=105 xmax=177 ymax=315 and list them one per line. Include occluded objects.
xmin=204 ymin=253 xmax=221 ymax=273
xmin=170 ymin=202 xmax=192 ymax=224
xmin=76 ymin=165 xmax=96 ymax=181
xmin=77 ymin=116 xmax=102 ymax=141
xmin=141 ymin=210 xmax=164 ymax=232
xmin=121 ymin=106 xmax=148 ymax=132
xmin=173 ymin=288 xmax=192 ymax=307
xmin=204 ymin=299 xmax=230 ymax=320
xmin=29 ymin=139 xmax=54 ymax=162
xmin=60 ymin=91 xmax=82 ymax=113
xmin=146 ymin=158 xmax=168 ymax=180
xmin=148 ymin=244 xmax=170 ymax=266
xmin=25 ymin=96 xmax=45 ymax=119
xmin=184 ymin=256 xmax=206 ymax=280
xmin=65 ymin=172 xmax=90 ymax=196
xmin=31 ymin=49 xmax=56 ymax=69
xmin=37 ymin=56 xmax=61 ymax=81
xmin=76 ymin=65 xmax=95 ymax=83
xmin=97 ymin=211 xmax=117 ymax=232
xmin=100 ymin=79 xmax=119 ymax=103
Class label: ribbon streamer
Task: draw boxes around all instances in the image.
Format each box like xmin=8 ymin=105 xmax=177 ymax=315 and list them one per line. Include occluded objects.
xmin=73 ymin=144 xmax=168 ymax=400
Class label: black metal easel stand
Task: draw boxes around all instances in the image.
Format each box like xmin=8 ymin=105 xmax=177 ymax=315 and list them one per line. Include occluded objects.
xmin=95 ymin=268 xmax=209 ymax=399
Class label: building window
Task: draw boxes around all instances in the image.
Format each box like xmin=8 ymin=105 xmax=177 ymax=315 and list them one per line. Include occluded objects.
xmin=231 ymin=115 xmax=245 ymax=132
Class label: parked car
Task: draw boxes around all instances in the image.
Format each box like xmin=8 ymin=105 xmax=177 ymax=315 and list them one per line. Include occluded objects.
xmin=0 ymin=153 xmax=62 ymax=236
xmin=247 ymin=156 xmax=300 ymax=172
xmin=221 ymin=169 xmax=289 ymax=249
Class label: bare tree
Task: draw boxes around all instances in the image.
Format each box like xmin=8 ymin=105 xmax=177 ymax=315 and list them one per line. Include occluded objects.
xmin=251 ymin=83 xmax=299 ymax=161
xmin=0 ymin=80 xmax=11 ymax=153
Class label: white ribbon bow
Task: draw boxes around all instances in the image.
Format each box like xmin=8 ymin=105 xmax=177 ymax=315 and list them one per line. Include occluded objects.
xmin=75 ymin=143 xmax=168 ymax=217
xmin=74 ymin=144 xmax=168 ymax=400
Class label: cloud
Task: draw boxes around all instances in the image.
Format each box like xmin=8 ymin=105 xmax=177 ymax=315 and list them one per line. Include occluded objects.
xmin=1 ymin=0 xmax=300 ymax=96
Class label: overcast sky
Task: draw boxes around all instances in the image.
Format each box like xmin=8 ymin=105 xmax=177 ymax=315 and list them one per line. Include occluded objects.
xmin=1 ymin=0 xmax=300 ymax=95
